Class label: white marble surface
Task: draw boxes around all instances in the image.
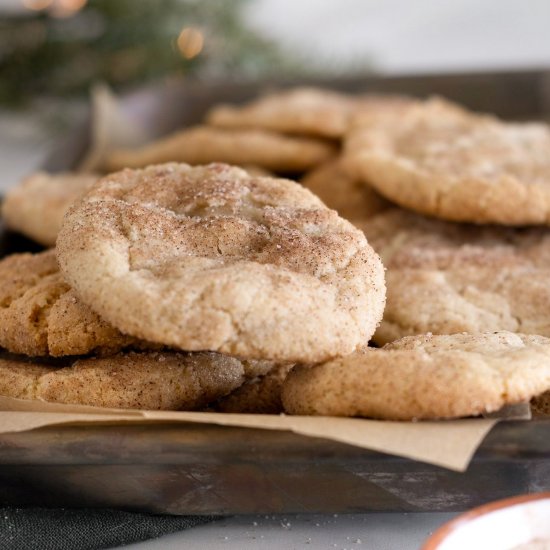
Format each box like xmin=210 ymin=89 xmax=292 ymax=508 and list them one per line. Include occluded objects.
xmin=123 ymin=513 xmax=458 ymax=550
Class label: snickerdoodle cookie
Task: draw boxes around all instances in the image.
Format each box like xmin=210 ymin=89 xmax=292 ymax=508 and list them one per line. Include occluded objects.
xmin=360 ymin=209 xmax=550 ymax=345
xmin=0 ymin=350 xmax=246 ymax=410
xmin=301 ymin=159 xmax=389 ymax=221
xmin=0 ymin=250 xmax=283 ymax=380
xmin=213 ymin=363 xmax=294 ymax=414
xmin=345 ymin=97 xmax=550 ymax=225
xmin=2 ymin=172 xmax=98 ymax=246
xmin=104 ymin=126 xmax=335 ymax=173
xmin=282 ymin=332 xmax=550 ymax=420
xmin=207 ymin=87 xmax=359 ymax=138
xmin=0 ymin=250 xmax=140 ymax=356
xmin=57 ymin=163 xmax=386 ymax=362
xmin=207 ymin=87 xmax=413 ymax=139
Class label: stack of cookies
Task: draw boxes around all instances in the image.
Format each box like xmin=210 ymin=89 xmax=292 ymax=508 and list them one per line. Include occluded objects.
xmin=0 ymin=162 xmax=386 ymax=413
xmin=3 ymin=88 xmax=550 ymax=420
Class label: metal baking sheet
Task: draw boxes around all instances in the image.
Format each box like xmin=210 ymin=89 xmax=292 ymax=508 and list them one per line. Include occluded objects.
xmin=2 ymin=69 xmax=550 ymax=514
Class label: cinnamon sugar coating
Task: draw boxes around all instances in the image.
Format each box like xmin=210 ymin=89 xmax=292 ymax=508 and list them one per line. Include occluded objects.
xmin=57 ymin=163 xmax=386 ymax=362
xmin=0 ymin=250 xmax=143 ymax=356
xmin=283 ymin=332 xmax=550 ymax=420
xmin=360 ymin=209 xmax=550 ymax=344
xmin=345 ymin=97 xmax=550 ymax=225
xmin=0 ymin=350 xmax=246 ymax=410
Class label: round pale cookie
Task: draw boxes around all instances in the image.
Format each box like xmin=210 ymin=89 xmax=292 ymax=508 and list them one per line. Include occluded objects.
xmin=0 ymin=250 xmax=141 ymax=356
xmin=345 ymin=97 xmax=550 ymax=225
xmin=207 ymin=87 xmax=358 ymax=138
xmin=0 ymin=351 xmax=246 ymax=410
xmin=104 ymin=125 xmax=335 ymax=173
xmin=359 ymin=209 xmax=550 ymax=269
xmin=359 ymin=209 xmax=550 ymax=345
xmin=57 ymin=163 xmax=386 ymax=363
xmin=282 ymin=332 xmax=550 ymax=420
xmin=213 ymin=363 xmax=294 ymax=414
xmin=301 ymin=159 xmax=389 ymax=222
xmin=207 ymin=88 xmax=415 ymax=139
xmin=2 ymin=171 xmax=98 ymax=247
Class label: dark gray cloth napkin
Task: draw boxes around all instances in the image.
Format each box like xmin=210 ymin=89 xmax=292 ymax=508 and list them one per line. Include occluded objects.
xmin=0 ymin=507 xmax=218 ymax=550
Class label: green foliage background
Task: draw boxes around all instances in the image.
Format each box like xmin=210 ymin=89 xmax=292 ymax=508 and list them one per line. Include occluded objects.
xmin=0 ymin=0 xmax=299 ymax=105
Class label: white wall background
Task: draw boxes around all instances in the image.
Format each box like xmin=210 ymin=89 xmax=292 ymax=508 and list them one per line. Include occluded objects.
xmin=245 ymin=0 xmax=550 ymax=73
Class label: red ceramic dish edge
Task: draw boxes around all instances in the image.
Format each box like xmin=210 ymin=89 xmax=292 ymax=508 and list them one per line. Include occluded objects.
xmin=422 ymin=492 xmax=550 ymax=550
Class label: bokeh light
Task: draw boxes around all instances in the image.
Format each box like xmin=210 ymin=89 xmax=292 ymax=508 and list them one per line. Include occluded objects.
xmin=177 ymin=27 xmax=204 ymax=60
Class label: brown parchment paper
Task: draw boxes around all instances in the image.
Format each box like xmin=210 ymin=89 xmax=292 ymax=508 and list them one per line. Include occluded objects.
xmin=0 ymin=85 xmax=532 ymax=473
xmin=0 ymin=395 xmax=499 ymax=471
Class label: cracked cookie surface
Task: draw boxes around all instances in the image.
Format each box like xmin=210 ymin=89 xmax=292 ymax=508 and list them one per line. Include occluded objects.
xmin=282 ymin=332 xmax=550 ymax=420
xmin=360 ymin=209 xmax=550 ymax=344
xmin=0 ymin=251 xmax=282 ymax=382
xmin=105 ymin=125 xmax=336 ymax=173
xmin=2 ymin=172 xmax=98 ymax=246
xmin=57 ymin=163 xmax=386 ymax=362
xmin=0 ymin=350 xmax=246 ymax=410
xmin=345 ymin=97 xmax=550 ymax=225
xmin=0 ymin=250 xmax=142 ymax=356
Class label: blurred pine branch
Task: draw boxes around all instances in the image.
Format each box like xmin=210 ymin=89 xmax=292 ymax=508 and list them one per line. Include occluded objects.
xmin=0 ymin=0 xmax=304 ymax=106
